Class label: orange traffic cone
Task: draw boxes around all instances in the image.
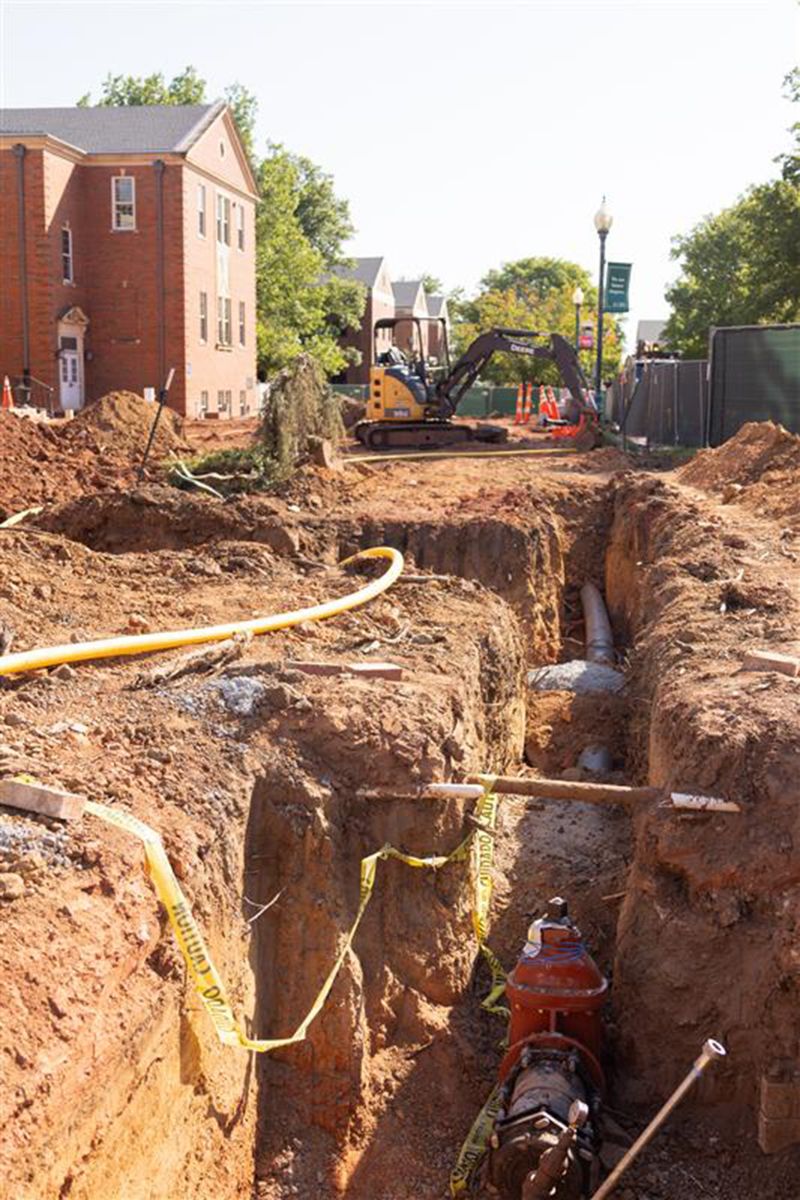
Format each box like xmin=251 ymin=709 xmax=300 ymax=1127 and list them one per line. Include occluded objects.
xmin=538 ymin=385 xmax=547 ymax=423
xmin=1 ymin=376 xmax=13 ymax=411
xmin=513 ymin=383 xmax=524 ymax=424
xmin=522 ymin=382 xmax=533 ymax=424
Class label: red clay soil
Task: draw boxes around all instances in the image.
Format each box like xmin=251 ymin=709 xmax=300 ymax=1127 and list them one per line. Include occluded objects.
xmin=0 ymin=393 xmax=189 ymax=518
xmin=678 ymin=420 xmax=800 ymax=526
xmin=2 ymin=427 xmax=800 ymax=1199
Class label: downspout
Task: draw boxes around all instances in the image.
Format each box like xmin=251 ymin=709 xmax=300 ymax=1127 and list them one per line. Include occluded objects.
xmin=12 ymin=144 xmax=30 ymax=384
xmin=153 ymin=159 xmax=166 ymax=390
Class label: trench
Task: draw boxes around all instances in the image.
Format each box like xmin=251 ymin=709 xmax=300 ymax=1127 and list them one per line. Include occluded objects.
xmin=8 ymin=476 xmax=800 ymax=1199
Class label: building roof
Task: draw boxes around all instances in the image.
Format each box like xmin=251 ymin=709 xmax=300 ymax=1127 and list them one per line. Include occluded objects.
xmin=0 ymin=103 xmax=225 ymax=154
xmin=392 ymin=279 xmax=426 ymax=310
xmin=426 ymin=294 xmax=447 ymax=317
xmin=636 ymin=319 xmax=669 ymax=346
xmin=330 ymin=256 xmax=388 ymax=289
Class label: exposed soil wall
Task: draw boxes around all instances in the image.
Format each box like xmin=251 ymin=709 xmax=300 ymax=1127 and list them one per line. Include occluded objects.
xmin=605 ymin=474 xmax=800 ymax=1112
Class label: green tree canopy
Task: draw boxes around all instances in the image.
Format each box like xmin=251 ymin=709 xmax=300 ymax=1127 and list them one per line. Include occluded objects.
xmin=452 ymin=257 xmax=621 ymax=387
xmin=665 ymin=67 xmax=800 ymax=357
xmin=664 ymin=181 xmax=800 ymax=357
xmin=256 ymin=147 xmax=364 ymax=377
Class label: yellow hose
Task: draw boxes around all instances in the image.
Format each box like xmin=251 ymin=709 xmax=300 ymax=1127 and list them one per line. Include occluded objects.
xmin=0 ymin=546 xmax=403 ymax=677
xmin=346 ymin=446 xmax=578 ymax=465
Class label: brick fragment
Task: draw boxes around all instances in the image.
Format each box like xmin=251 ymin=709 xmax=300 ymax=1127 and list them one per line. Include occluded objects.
xmin=742 ymin=650 xmax=800 ymax=678
xmin=0 ymin=778 xmax=85 ymax=821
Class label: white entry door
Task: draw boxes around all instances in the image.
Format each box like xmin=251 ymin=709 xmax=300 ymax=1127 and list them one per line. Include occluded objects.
xmin=58 ymin=339 xmax=83 ymax=410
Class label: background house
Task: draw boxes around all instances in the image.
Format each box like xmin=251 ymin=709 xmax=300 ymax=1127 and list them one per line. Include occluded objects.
xmin=391 ymin=279 xmax=429 ymax=361
xmin=330 ymin=256 xmax=395 ymax=385
xmin=425 ymin=293 xmax=450 ymax=363
xmin=0 ymin=102 xmax=258 ymax=418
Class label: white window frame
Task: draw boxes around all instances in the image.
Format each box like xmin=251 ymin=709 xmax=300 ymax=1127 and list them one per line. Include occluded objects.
xmin=238 ymin=300 xmax=245 ymax=346
xmin=217 ymin=296 xmax=232 ymax=347
xmin=217 ymin=389 xmax=226 ymax=412
xmin=61 ymin=226 xmax=73 ymax=283
xmin=215 ymin=193 xmax=230 ymax=246
xmin=200 ymin=390 xmax=209 ymax=415
xmin=236 ymin=204 xmax=245 ymax=251
xmin=239 ymin=389 xmax=247 ymax=416
xmin=197 ymin=184 xmax=206 ymax=238
xmin=199 ymin=291 xmax=208 ymax=344
xmin=111 ymin=175 xmax=136 ymax=231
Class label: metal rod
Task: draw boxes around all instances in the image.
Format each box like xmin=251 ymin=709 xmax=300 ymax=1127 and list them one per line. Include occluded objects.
xmin=590 ymin=1039 xmax=727 ymax=1200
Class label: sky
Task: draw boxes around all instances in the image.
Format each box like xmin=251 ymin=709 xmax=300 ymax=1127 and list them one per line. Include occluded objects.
xmin=2 ymin=0 xmax=797 ymax=349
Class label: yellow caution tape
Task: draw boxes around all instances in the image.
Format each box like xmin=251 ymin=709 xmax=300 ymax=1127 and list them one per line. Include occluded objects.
xmin=85 ymin=783 xmax=506 ymax=1055
xmin=449 ymin=1083 xmax=503 ymax=1196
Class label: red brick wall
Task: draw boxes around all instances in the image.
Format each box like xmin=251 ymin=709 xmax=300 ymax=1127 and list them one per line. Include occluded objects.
xmin=181 ymin=164 xmax=256 ymax=418
xmin=1 ymin=123 xmax=257 ymax=420
xmin=0 ymin=146 xmax=52 ymax=394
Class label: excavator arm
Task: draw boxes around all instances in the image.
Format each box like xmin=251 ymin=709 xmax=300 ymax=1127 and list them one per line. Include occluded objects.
xmin=435 ymin=328 xmax=595 ymax=425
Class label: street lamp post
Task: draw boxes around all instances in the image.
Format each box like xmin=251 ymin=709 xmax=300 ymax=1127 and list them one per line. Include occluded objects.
xmin=571 ymin=286 xmax=584 ymax=352
xmin=593 ymin=197 xmax=613 ymax=412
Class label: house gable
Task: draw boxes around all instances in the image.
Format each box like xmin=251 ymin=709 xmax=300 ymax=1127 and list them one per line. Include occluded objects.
xmin=185 ymin=109 xmax=257 ymax=200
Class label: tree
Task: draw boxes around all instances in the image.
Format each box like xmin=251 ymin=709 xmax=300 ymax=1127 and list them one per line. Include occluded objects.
xmin=665 ymin=68 xmax=800 ymax=357
xmin=776 ymin=66 xmax=800 ymax=185
xmin=420 ymin=273 xmax=444 ymax=295
xmin=77 ymin=66 xmax=206 ymax=108
xmin=256 ymin=147 xmax=365 ymax=377
xmin=664 ymin=181 xmax=800 ymax=357
xmin=452 ymin=257 xmax=622 ymax=387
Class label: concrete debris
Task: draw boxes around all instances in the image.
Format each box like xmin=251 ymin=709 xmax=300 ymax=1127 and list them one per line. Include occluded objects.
xmin=528 ymin=659 xmax=625 ymax=694
xmin=211 ymin=676 xmax=268 ymax=717
xmin=289 ymin=660 xmax=403 ymax=681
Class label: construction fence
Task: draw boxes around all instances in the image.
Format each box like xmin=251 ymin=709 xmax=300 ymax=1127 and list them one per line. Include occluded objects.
xmin=609 ymin=324 xmax=800 ymax=449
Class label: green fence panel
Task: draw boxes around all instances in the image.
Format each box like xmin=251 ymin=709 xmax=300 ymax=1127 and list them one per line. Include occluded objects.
xmin=486 ymin=387 xmax=521 ymax=416
xmin=331 ymin=384 xmax=369 ymax=400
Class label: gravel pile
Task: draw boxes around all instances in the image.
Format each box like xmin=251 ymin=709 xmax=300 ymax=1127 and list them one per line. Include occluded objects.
xmin=0 ymin=814 xmax=72 ymax=869
xmin=528 ymin=660 xmax=625 ymax=694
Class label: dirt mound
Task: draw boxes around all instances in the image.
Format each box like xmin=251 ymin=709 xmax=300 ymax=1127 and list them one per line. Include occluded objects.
xmin=0 ymin=394 xmax=187 ymax=520
xmin=70 ymin=390 xmax=189 ymax=456
xmin=678 ymin=421 xmax=800 ymax=524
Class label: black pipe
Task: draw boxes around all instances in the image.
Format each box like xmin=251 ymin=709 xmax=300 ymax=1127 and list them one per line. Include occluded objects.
xmin=13 ymin=144 xmax=30 ymax=384
xmin=154 ymin=159 xmax=166 ymax=391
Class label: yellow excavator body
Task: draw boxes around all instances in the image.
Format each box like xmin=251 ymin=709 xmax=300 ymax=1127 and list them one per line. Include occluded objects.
xmin=367 ymin=367 xmax=429 ymax=423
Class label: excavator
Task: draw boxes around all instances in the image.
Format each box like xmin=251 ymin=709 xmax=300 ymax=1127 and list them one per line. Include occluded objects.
xmin=354 ymin=316 xmax=600 ymax=451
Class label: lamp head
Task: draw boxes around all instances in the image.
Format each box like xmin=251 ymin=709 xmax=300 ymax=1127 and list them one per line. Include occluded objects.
xmin=594 ymin=196 xmax=613 ymax=234
xmin=572 ymin=286 xmax=585 ymax=305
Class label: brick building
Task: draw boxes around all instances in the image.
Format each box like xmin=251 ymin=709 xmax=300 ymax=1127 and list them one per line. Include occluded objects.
xmin=0 ymin=103 xmax=258 ymax=418
xmin=330 ymin=256 xmax=395 ymax=385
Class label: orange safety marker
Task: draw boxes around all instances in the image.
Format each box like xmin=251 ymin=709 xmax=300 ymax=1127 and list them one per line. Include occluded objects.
xmin=513 ymin=383 xmax=524 ymax=424
xmin=522 ymin=382 xmax=533 ymax=424
xmin=1 ymin=376 xmax=14 ymax=411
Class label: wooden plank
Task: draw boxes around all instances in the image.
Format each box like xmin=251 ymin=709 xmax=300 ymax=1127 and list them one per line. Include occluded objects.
xmin=0 ymin=778 xmax=86 ymax=821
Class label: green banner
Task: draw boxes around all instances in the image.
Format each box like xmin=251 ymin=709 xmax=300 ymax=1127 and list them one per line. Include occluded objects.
xmin=604 ymin=262 xmax=632 ymax=313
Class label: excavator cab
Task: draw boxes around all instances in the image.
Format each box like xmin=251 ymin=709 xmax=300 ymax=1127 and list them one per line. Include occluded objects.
xmin=367 ymin=317 xmax=449 ymax=430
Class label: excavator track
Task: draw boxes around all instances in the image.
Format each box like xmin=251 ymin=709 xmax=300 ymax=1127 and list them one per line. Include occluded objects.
xmin=354 ymin=420 xmax=508 ymax=451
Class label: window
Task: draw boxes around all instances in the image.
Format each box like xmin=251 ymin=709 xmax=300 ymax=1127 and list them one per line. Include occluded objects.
xmin=217 ymin=389 xmax=226 ymax=412
xmin=200 ymin=390 xmax=209 ymax=415
xmin=236 ymin=205 xmax=245 ymax=251
xmin=112 ymin=176 xmax=136 ymax=230
xmin=238 ymin=301 xmax=246 ymax=346
xmin=216 ymin=296 xmax=232 ymax=346
xmin=225 ymin=389 xmax=232 ymax=413
xmin=197 ymin=184 xmax=206 ymax=237
xmin=215 ymin=193 xmax=230 ymax=245
xmin=239 ymin=389 xmax=247 ymax=416
xmin=199 ymin=292 xmax=208 ymax=343
xmin=61 ymin=227 xmax=73 ymax=283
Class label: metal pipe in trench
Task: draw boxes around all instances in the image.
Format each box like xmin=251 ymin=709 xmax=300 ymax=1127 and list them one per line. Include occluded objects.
xmin=581 ymin=582 xmax=615 ymax=666
xmin=590 ymin=1039 xmax=727 ymax=1200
